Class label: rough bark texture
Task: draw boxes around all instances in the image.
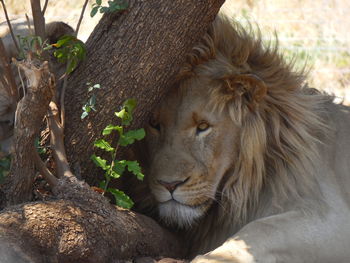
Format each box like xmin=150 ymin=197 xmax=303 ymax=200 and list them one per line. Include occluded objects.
xmin=0 ymin=177 xmax=184 ymax=263
xmin=0 ymin=1 xmax=225 ymax=260
xmin=0 ymin=60 xmax=54 ymax=207
xmin=64 ymin=0 xmax=224 ymax=184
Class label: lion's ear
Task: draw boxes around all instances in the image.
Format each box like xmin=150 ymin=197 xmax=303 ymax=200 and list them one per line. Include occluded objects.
xmin=225 ymin=74 xmax=267 ymax=110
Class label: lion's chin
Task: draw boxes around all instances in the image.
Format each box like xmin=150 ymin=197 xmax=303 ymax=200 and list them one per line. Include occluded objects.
xmin=158 ymin=200 xmax=206 ymax=228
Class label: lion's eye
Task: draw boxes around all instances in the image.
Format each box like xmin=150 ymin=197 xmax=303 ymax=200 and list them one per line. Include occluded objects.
xmin=196 ymin=121 xmax=210 ymax=134
xmin=149 ymin=116 xmax=161 ymax=132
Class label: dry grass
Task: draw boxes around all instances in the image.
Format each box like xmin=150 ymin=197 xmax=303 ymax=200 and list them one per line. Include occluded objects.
xmin=0 ymin=0 xmax=101 ymax=41
xmin=222 ymin=0 xmax=350 ymax=104
xmin=1 ymin=0 xmax=349 ymax=104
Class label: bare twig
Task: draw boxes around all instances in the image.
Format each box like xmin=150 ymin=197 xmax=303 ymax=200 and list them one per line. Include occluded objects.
xmin=0 ymin=38 xmax=19 ymax=101
xmin=48 ymin=101 xmax=74 ymax=179
xmin=33 ymin=148 xmax=58 ymax=187
xmin=75 ymin=0 xmax=89 ymax=37
xmin=17 ymin=66 xmax=26 ymax=97
xmin=25 ymin=13 xmax=34 ymax=35
xmin=30 ymin=0 xmax=46 ymax=43
xmin=42 ymin=0 xmax=49 ymax=15
xmin=58 ymin=0 xmax=88 ymax=128
xmin=60 ymin=75 xmax=68 ymax=128
xmin=0 ymin=0 xmax=20 ymax=53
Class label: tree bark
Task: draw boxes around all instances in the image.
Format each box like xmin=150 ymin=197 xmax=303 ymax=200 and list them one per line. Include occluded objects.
xmin=0 ymin=60 xmax=55 ymax=207
xmin=0 ymin=50 xmax=184 ymax=263
xmin=64 ymin=0 xmax=224 ymax=184
xmin=0 ymin=177 xmax=184 ymax=263
xmin=0 ymin=1 xmax=225 ymax=260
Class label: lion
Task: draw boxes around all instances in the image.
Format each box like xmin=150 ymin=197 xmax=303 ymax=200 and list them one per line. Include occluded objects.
xmin=145 ymin=16 xmax=350 ymax=262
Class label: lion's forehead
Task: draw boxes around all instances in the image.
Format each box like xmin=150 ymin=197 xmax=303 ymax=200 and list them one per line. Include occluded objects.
xmin=159 ymin=82 xmax=221 ymax=127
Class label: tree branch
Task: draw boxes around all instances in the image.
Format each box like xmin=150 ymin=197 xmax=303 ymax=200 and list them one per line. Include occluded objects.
xmin=0 ymin=58 xmax=55 ymax=207
xmin=33 ymin=148 xmax=58 ymax=187
xmin=25 ymin=13 xmax=34 ymax=35
xmin=75 ymin=0 xmax=89 ymax=37
xmin=0 ymin=178 xmax=185 ymax=261
xmin=42 ymin=0 xmax=49 ymax=15
xmin=48 ymin=101 xmax=74 ymax=179
xmin=58 ymin=0 xmax=89 ymax=129
xmin=30 ymin=0 xmax=46 ymax=43
xmin=0 ymin=0 xmax=20 ymax=53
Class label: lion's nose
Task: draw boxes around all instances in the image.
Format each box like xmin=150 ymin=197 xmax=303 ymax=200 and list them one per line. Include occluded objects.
xmin=157 ymin=179 xmax=186 ymax=193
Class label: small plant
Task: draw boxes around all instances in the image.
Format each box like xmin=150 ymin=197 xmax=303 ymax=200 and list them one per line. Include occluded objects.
xmin=91 ymin=99 xmax=145 ymax=209
xmin=18 ymin=33 xmax=86 ymax=75
xmin=17 ymin=35 xmax=45 ymax=59
xmin=81 ymin=83 xmax=102 ymax=119
xmin=48 ymin=35 xmax=86 ymax=74
xmin=90 ymin=0 xmax=128 ymax=17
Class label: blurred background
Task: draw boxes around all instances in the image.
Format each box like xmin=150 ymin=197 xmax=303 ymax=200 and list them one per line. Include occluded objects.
xmin=1 ymin=0 xmax=350 ymax=104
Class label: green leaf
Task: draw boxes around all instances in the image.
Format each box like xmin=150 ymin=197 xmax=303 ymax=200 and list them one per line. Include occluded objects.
xmin=94 ymin=139 xmax=114 ymax=152
xmin=126 ymin=128 xmax=146 ymax=140
xmin=123 ymin=98 xmax=136 ymax=113
xmin=118 ymin=128 xmax=145 ymax=146
xmin=81 ymin=111 xmax=89 ymax=119
xmin=91 ymin=154 xmax=109 ymax=170
xmin=67 ymin=58 xmax=78 ymax=73
xmin=125 ymin=160 xmax=144 ymax=180
xmin=109 ymin=170 xmax=121 ymax=179
xmin=99 ymin=180 xmax=106 ymax=189
xmin=113 ymin=160 xmax=126 ymax=175
xmin=83 ymin=105 xmax=91 ymax=113
xmin=88 ymin=94 xmax=96 ymax=108
xmin=116 ymin=109 xmax=132 ymax=126
xmin=55 ymin=35 xmax=74 ymax=48
xmin=108 ymin=188 xmax=134 ymax=209
xmin=102 ymin=124 xmax=123 ymax=135
xmin=96 ymin=0 xmax=102 ymax=5
xmin=107 ymin=0 xmax=128 ymax=11
xmin=91 ymin=5 xmax=100 ymax=17
xmin=100 ymin=6 xmax=109 ymax=13
xmin=30 ymin=36 xmax=42 ymax=50
xmin=115 ymin=99 xmax=137 ymax=125
xmin=115 ymin=108 xmax=126 ymax=118
xmin=118 ymin=134 xmax=133 ymax=147
xmin=109 ymin=160 xmax=127 ymax=179
xmin=43 ymin=44 xmax=53 ymax=51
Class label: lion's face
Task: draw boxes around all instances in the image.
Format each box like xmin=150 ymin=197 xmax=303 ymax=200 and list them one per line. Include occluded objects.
xmin=146 ymin=77 xmax=239 ymax=228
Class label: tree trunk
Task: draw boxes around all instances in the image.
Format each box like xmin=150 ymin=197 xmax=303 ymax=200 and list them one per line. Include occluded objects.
xmin=0 ymin=60 xmax=55 ymax=207
xmin=0 ymin=177 xmax=185 ymax=263
xmin=0 ymin=58 xmax=184 ymax=262
xmin=0 ymin=1 xmax=225 ymax=260
xmin=64 ymin=0 xmax=224 ymax=184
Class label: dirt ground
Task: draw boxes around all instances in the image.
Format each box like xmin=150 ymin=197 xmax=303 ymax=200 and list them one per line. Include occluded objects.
xmin=1 ymin=0 xmax=350 ymax=104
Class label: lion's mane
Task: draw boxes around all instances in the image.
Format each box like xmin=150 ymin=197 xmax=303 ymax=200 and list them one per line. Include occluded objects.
xmin=176 ymin=17 xmax=331 ymax=251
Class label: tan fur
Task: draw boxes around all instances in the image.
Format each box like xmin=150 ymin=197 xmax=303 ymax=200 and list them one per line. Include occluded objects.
xmin=180 ymin=17 xmax=328 ymax=224
xmin=146 ymin=16 xmax=350 ymax=262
